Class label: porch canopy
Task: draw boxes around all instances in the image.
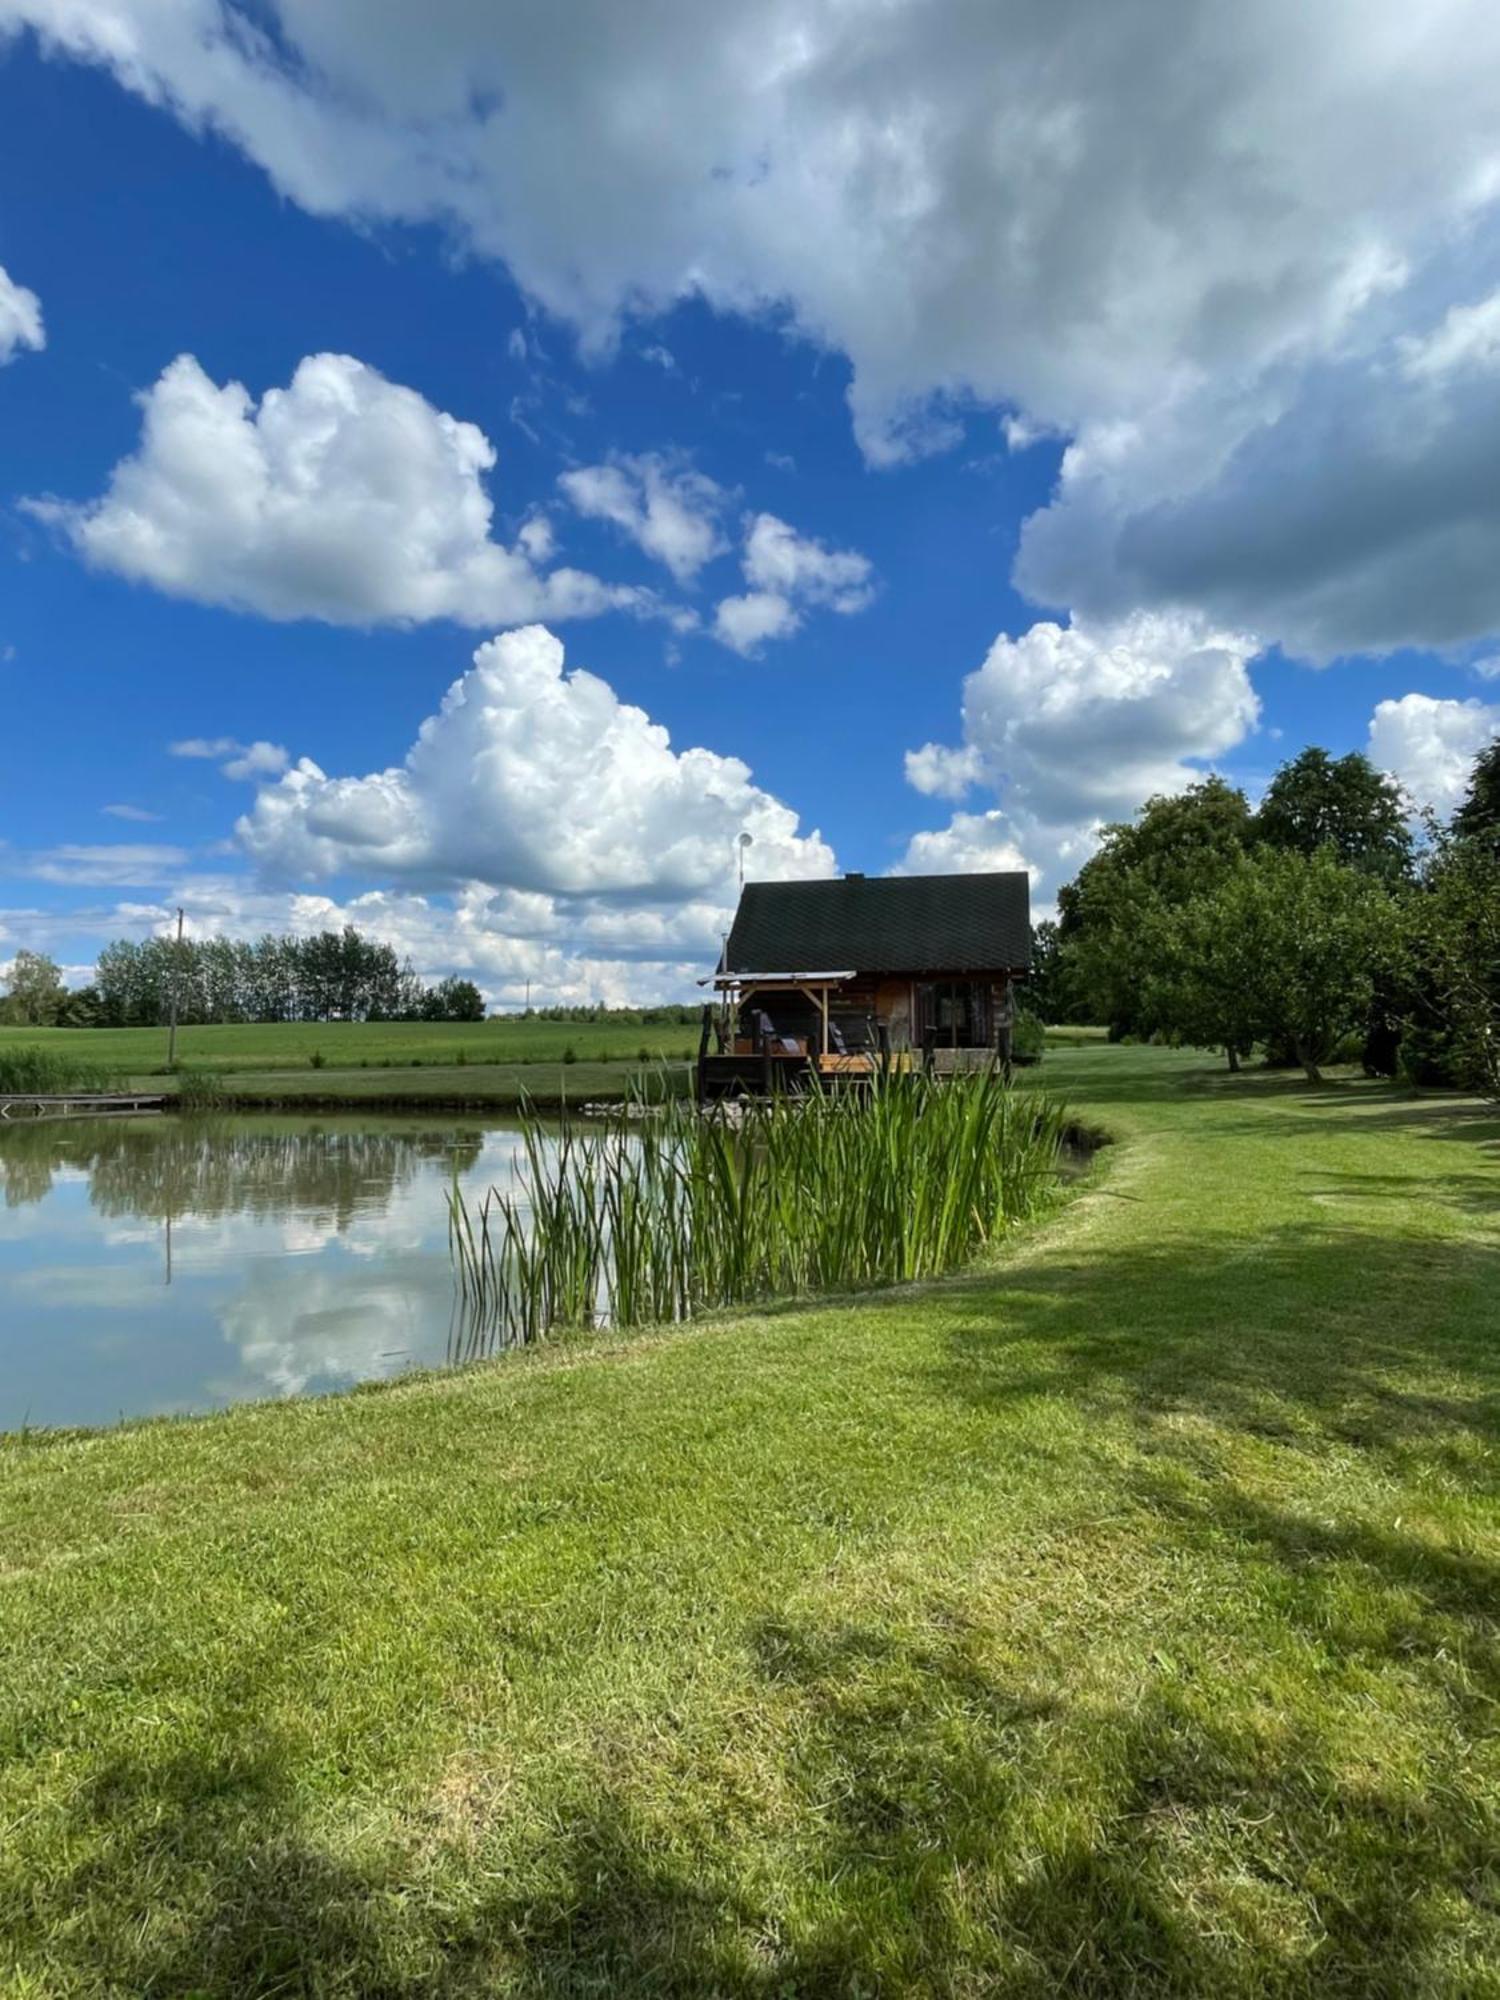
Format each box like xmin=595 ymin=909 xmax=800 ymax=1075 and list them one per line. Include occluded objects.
xmin=699 ymin=969 xmax=857 ymax=1057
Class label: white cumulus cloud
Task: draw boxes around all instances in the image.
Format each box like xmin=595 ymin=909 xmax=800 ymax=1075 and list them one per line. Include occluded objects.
xmin=238 ymin=623 xmax=835 ymax=902
xmin=11 ymin=0 xmax=1500 ymax=657
xmin=712 ymin=513 xmax=874 ymax=654
xmin=0 ymin=262 xmax=43 ymax=364
xmin=1367 ymin=692 xmax=1500 ymax=818
xmin=558 ymin=451 xmax=727 ymax=583
xmin=712 ymin=591 xmax=801 ymax=654
xmin=29 ymin=352 xmax=651 ymax=628
xmin=902 ymin=610 xmax=1261 ymax=899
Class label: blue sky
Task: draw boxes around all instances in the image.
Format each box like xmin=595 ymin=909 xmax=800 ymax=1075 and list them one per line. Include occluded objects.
xmin=2 ymin=4 xmax=1499 ymax=1003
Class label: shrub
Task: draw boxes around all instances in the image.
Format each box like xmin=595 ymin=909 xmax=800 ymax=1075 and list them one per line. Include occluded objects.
xmin=1399 ymin=1020 xmax=1460 ymax=1087
xmin=309 ymin=1049 xmax=326 ymax=1070
xmin=1012 ymin=1006 xmax=1046 ymax=1062
xmin=562 ymin=1045 xmax=578 ymax=1065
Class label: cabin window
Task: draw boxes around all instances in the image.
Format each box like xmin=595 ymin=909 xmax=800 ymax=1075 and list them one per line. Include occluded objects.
xmin=916 ymin=980 xmax=994 ymax=1047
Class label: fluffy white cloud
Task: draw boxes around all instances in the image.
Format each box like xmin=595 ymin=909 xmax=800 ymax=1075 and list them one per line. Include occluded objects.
xmin=741 ymin=513 xmax=873 ymax=611
xmin=1367 ymin=692 xmax=1500 ymax=817
xmin=1017 ymin=281 xmax=1500 ymax=661
xmin=171 ymin=735 xmax=289 ymax=780
xmin=902 ymin=610 xmax=1260 ymax=899
xmin=895 ymin=810 xmax=1031 ymax=878
xmin=903 ymin=742 xmax=982 ymax=800
xmin=0 ymin=262 xmax=43 ymax=364
xmin=238 ymin=623 xmax=835 ymax=903
xmin=14 ymin=0 xmax=1500 ymax=657
xmin=712 ymin=591 xmax=800 ymax=654
xmin=30 ymin=352 xmax=650 ymax=628
xmin=8 ymin=3 xmax=1492 ymax=449
xmin=558 ymin=452 xmax=726 ymax=582
xmin=712 ymin=513 xmax=874 ymax=654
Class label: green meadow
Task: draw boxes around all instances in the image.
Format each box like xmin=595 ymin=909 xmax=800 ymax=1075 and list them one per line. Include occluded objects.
xmin=0 ymin=1016 xmax=699 ymax=1073
xmin=2 ymin=1043 xmax=1498 ymax=1995
xmin=0 ymin=1018 xmax=700 ymax=1106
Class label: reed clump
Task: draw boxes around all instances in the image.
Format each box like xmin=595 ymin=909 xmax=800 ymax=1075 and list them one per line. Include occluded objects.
xmin=449 ymin=1070 xmax=1068 ymax=1349
xmin=0 ymin=1047 xmax=122 ymax=1094
xmin=172 ymin=1066 xmax=228 ymax=1111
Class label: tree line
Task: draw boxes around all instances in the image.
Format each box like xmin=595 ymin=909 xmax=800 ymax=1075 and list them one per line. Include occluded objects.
xmin=1029 ymin=739 xmax=1500 ymax=1095
xmin=0 ymin=927 xmax=484 ymax=1027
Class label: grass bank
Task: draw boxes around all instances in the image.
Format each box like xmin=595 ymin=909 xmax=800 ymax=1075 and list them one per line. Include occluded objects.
xmin=0 ymin=1020 xmax=699 ymax=1109
xmin=2 ymin=1045 xmax=1497 ymax=1996
xmin=0 ymin=1018 xmax=698 ymax=1074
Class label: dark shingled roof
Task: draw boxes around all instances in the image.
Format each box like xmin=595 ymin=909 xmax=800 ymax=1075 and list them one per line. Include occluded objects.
xmin=724 ymin=872 xmax=1031 ymax=977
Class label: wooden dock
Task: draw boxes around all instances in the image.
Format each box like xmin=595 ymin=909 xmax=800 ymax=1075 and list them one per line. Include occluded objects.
xmin=0 ymin=1092 xmax=167 ymax=1122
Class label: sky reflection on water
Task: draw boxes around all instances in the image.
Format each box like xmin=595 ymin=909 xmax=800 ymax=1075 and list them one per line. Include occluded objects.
xmin=0 ymin=1113 xmax=539 ymax=1430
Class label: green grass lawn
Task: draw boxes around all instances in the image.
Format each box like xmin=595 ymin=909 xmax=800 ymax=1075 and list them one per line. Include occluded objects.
xmin=0 ymin=1017 xmax=700 ymax=1075
xmin=2 ymin=1045 xmax=1498 ymax=1996
xmin=0 ymin=1019 xmax=700 ymax=1107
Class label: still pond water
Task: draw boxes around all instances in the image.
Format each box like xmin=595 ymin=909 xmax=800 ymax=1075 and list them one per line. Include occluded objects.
xmin=0 ymin=1112 xmax=548 ymax=1431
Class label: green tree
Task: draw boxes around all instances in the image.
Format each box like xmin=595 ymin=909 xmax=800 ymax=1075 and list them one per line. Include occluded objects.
xmin=3 ymin=949 xmax=66 ymax=1026
xmin=1406 ymin=834 xmax=1500 ymax=1100
xmin=1253 ymin=746 xmax=1412 ymax=880
xmin=1452 ymin=733 xmax=1500 ymax=847
xmin=1024 ymin=919 xmax=1064 ymax=1023
xmin=1139 ymin=879 xmax=1263 ymax=1069
xmin=1169 ymin=848 xmax=1395 ymax=1083
xmin=1057 ymin=777 xmax=1253 ymax=1036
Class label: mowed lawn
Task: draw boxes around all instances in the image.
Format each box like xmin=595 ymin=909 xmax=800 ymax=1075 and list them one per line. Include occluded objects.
xmin=2 ymin=1046 xmax=1498 ymax=1996
xmin=0 ymin=1019 xmax=700 ymax=1106
xmin=0 ymin=1017 xmax=700 ymax=1074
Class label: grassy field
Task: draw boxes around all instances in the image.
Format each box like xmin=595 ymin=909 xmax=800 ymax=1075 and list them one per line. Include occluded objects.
xmin=0 ymin=1017 xmax=700 ymax=1074
xmin=2 ymin=1045 xmax=1498 ymax=1995
xmin=0 ymin=1018 xmax=1076 ymax=1107
xmin=0 ymin=1019 xmax=701 ymax=1106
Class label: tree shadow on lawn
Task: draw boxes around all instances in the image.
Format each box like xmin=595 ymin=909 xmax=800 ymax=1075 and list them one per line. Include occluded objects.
xmin=924 ymin=1190 xmax=1500 ymax=1457
xmin=24 ymin=1612 xmax=1498 ymax=1999
xmin=1173 ymin=1068 xmax=1500 ymax=1151
xmin=1298 ymin=1165 xmax=1500 ymax=1215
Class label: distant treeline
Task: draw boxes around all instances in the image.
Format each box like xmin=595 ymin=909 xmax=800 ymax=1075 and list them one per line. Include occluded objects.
xmin=1 ymin=927 xmax=709 ymax=1031
xmin=11 ymin=927 xmax=485 ymax=1027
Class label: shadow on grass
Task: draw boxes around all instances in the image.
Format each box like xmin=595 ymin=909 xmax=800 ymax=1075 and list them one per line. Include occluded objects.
xmin=31 ymin=1615 xmax=1497 ymax=1999
xmin=925 ymin=1202 xmax=1500 ymax=1462
xmin=12 ymin=1084 xmax=1500 ymax=1996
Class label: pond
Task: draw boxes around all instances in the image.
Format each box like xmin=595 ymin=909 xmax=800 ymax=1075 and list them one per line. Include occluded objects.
xmin=0 ymin=1112 xmax=548 ymax=1431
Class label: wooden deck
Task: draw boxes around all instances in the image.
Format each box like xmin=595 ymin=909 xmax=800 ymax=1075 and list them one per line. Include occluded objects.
xmin=0 ymin=1092 xmax=167 ymax=1122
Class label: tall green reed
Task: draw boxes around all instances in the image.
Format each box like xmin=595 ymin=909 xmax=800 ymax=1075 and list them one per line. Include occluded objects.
xmin=0 ymin=1047 xmax=123 ymax=1094
xmin=449 ymin=1069 xmax=1069 ymax=1351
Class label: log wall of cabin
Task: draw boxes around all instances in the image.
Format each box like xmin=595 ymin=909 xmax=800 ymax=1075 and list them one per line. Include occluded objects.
xmin=836 ymin=972 xmax=1019 ymax=1051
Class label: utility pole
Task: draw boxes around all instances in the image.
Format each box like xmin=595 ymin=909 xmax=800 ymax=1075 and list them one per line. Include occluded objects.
xmin=166 ymin=907 xmax=184 ymax=1070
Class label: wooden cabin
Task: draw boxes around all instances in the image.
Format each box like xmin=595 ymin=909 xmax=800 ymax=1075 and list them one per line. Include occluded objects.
xmin=697 ymin=869 xmax=1032 ymax=1099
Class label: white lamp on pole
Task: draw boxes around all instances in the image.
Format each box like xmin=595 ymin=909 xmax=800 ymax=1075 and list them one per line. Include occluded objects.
xmin=736 ymin=830 xmax=754 ymax=889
